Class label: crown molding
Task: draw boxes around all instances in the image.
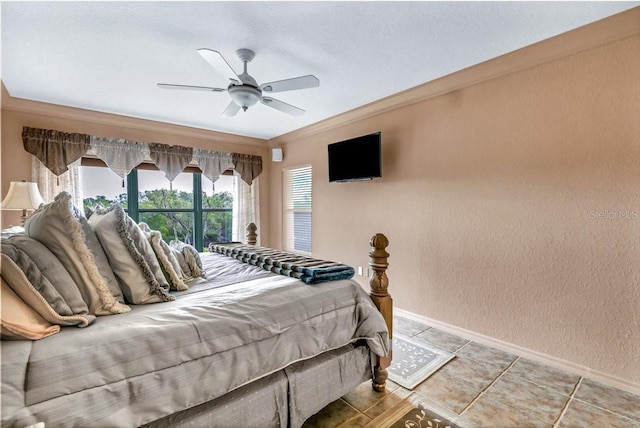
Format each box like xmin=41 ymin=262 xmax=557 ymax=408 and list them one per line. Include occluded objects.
xmin=268 ymin=7 xmax=640 ymax=147
xmin=1 ymin=88 xmax=268 ymax=149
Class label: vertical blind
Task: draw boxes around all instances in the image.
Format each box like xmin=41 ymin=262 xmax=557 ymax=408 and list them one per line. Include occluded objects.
xmin=283 ymin=165 xmax=312 ymax=254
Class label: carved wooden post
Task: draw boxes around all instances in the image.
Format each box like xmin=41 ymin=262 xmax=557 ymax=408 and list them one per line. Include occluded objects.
xmin=246 ymin=223 xmax=257 ymax=245
xmin=369 ymin=233 xmax=392 ymax=392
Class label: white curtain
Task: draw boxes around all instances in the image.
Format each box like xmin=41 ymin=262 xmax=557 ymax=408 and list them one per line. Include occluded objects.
xmin=32 ymin=156 xmax=84 ymax=211
xmin=233 ymin=173 xmax=260 ymax=245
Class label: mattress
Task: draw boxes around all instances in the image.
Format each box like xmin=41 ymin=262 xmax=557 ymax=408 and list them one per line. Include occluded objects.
xmin=1 ymin=253 xmax=389 ymax=427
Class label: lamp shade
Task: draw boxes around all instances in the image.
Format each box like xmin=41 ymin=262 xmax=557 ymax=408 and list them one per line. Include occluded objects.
xmin=1 ymin=181 xmax=45 ymax=210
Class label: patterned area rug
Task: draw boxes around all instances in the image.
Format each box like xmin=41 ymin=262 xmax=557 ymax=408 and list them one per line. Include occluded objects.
xmin=388 ymin=334 xmax=455 ymax=389
xmin=365 ymin=394 xmax=471 ymax=428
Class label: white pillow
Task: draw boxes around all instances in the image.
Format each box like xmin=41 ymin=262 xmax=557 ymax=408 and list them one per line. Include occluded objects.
xmin=88 ymin=205 xmax=174 ymax=304
xmin=138 ymin=223 xmax=189 ymax=291
xmin=170 ymin=240 xmax=204 ymax=278
xmin=24 ymin=192 xmax=130 ymax=316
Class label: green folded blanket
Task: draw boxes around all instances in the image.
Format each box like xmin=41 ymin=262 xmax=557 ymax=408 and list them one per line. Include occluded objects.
xmin=209 ymin=243 xmax=355 ymax=284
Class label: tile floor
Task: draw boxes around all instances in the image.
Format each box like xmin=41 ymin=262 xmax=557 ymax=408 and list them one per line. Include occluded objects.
xmin=303 ymin=315 xmax=640 ymax=428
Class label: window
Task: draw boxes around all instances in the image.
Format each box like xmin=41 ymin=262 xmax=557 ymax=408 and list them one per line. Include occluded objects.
xmin=202 ymin=174 xmax=234 ymax=248
xmin=80 ymin=165 xmax=237 ymax=251
xmin=80 ymin=166 xmax=128 ymax=207
xmin=137 ymin=170 xmax=195 ymax=244
xmin=283 ymin=165 xmax=312 ymax=254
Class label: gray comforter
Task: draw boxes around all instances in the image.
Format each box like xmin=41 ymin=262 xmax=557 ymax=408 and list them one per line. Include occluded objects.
xmin=1 ymin=253 xmax=389 ymax=428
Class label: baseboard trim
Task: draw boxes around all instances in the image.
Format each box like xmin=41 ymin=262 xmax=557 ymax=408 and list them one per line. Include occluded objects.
xmin=394 ymin=308 xmax=640 ymax=396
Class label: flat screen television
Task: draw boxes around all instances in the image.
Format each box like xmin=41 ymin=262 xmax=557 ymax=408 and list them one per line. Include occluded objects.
xmin=328 ymin=132 xmax=382 ymax=182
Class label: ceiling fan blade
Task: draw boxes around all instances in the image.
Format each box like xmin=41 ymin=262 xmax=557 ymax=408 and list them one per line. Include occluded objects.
xmin=261 ymin=97 xmax=305 ymax=116
xmin=222 ymin=100 xmax=241 ymax=117
xmin=260 ymin=75 xmax=319 ymax=93
xmin=197 ymin=49 xmax=241 ymax=84
xmin=157 ymin=83 xmax=225 ymax=92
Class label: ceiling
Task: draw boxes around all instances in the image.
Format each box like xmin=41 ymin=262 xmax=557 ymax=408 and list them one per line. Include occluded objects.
xmin=2 ymin=2 xmax=637 ymax=140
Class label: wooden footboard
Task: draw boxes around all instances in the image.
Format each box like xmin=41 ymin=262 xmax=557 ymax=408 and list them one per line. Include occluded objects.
xmin=368 ymin=233 xmax=392 ymax=392
xmin=244 ymin=225 xmax=392 ymax=392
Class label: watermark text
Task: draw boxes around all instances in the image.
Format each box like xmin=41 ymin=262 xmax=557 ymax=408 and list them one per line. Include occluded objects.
xmin=588 ymin=209 xmax=638 ymax=220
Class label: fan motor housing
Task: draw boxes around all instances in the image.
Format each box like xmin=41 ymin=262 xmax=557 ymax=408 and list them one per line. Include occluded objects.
xmin=228 ymin=84 xmax=262 ymax=111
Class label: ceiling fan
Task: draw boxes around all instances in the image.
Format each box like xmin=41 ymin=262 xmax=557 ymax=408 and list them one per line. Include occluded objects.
xmin=158 ymin=48 xmax=319 ymax=117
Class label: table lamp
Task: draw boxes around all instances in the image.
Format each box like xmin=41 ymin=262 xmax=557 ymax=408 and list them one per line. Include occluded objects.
xmin=1 ymin=180 xmax=45 ymax=225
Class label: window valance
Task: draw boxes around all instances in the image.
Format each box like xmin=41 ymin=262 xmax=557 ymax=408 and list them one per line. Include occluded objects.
xmin=22 ymin=127 xmax=263 ymax=186
xmin=148 ymin=142 xmax=193 ymax=183
xmin=23 ymin=127 xmax=90 ymax=176
xmin=89 ymin=137 xmax=150 ymax=179
xmin=193 ymin=148 xmax=233 ymax=191
xmin=232 ymin=153 xmax=263 ymax=186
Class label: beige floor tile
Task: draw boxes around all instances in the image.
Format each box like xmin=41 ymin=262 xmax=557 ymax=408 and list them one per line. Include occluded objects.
xmin=507 ymin=358 xmax=580 ymax=395
xmin=306 ymin=318 xmax=638 ymax=427
xmin=394 ymin=385 xmax=413 ymax=398
xmin=455 ymin=341 xmax=518 ymax=371
xmin=394 ymin=316 xmax=430 ymax=337
xmin=557 ymin=398 xmax=640 ymax=428
xmin=413 ymin=371 xmax=484 ymax=414
xmin=342 ymin=381 xmax=391 ymax=412
xmin=385 ymin=379 xmax=401 ymax=392
xmin=339 ymin=413 xmax=372 ymax=428
xmin=573 ymin=378 xmax=640 ymax=422
xmin=462 ymin=392 xmax=551 ymax=428
xmin=303 ymin=399 xmax=359 ymax=428
xmin=363 ymin=392 xmax=406 ymax=419
xmin=413 ymin=328 xmax=470 ymax=353
xmin=482 ymin=373 xmax=570 ymax=425
xmin=394 ymin=386 xmax=412 ymax=399
xmin=435 ymin=355 xmax=504 ymax=391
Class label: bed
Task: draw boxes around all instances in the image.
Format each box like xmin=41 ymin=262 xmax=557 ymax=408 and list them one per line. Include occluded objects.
xmin=0 ymin=219 xmax=393 ymax=428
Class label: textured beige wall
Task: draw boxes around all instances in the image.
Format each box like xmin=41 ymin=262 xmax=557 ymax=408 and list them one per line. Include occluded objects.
xmin=0 ymin=97 xmax=271 ymax=244
xmin=269 ymin=34 xmax=640 ymax=383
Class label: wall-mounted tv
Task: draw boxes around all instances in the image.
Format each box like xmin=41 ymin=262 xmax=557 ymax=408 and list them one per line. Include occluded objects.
xmin=328 ymin=132 xmax=382 ymax=182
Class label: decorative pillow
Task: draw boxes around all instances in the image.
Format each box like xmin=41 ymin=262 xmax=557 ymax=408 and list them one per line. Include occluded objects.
xmin=170 ymin=240 xmax=204 ymax=278
xmin=1 ymin=254 xmax=96 ymax=328
xmin=126 ymin=215 xmax=173 ymax=293
xmin=24 ymin=192 xmax=130 ymax=316
xmin=78 ymin=216 xmax=126 ymax=303
xmin=88 ymin=205 xmax=174 ymax=304
xmin=1 ymin=278 xmax=60 ymax=340
xmin=138 ymin=223 xmax=189 ymax=291
xmin=170 ymin=245 xmax=192 ymax=278
xmin=1 ymin=235 xmax=95 ymax=326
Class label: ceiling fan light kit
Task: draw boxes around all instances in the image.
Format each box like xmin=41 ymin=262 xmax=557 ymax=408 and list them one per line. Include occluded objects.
xmin=158 ymin=48 xmax=319 ymax=117
xmin=228 ymin=85 xmax=261 ymax=111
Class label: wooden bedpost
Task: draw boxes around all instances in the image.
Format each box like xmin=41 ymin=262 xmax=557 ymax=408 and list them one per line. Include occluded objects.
xmin=369 ymin=233 xmax=392 ymax=392
xmin=246 ymin=223 xmax=258 ymax=245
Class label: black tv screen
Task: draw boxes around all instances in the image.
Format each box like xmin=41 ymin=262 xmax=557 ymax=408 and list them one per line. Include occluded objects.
xmin=328 ymin=132 xmax=382 ymax=182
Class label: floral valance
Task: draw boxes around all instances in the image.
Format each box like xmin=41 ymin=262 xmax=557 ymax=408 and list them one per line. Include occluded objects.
xmin=22 ymin=127 xmax=263 ymax=186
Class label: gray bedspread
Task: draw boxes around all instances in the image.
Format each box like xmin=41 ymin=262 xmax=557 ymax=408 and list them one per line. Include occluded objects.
xmin=1 ymin=253 xmax=389 ymax=428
